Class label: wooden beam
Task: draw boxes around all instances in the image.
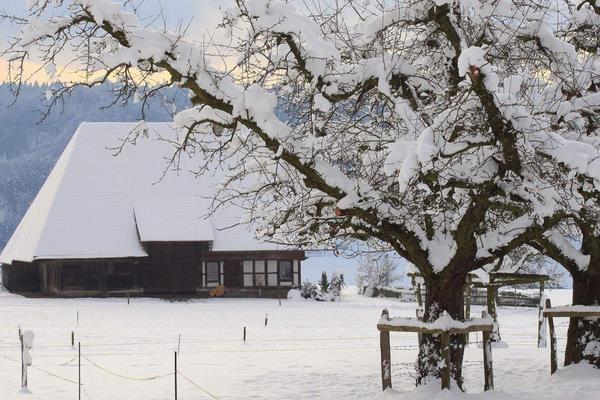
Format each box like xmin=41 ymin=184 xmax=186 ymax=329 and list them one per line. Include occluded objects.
xmin=543 ymin=310 xmax=600 ymax=318
xmin=377 ymin=323 xmax=493 ymax=334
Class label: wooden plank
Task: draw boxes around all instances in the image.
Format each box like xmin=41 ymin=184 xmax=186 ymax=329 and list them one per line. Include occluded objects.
xmin=546 ymin=299 xmax=558 ymax=375
xmin=441 ymin=333 xmax=450 ymax=390
xmin=380 ymin=310 xmax=392 ymax=391
xmin=543 ymin=310 xmax=600 ymax=318
xmin=377 ymin=323 xmax=493 ymax=334
xmin=490 ymin=272 xmax=548 ymax=281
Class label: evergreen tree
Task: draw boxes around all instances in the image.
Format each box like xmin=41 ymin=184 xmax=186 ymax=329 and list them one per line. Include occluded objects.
xmin=318 ymin=272 xmax=329 ymax=294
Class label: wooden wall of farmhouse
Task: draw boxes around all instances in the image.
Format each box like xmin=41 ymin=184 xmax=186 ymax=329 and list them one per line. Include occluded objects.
xmin=140 ymin=242 xmax=208 ymax=294
xmin=1 ymin=261 xmax=40 ymax=292
xmin=1 ymin=245 xmax=306 ymax=295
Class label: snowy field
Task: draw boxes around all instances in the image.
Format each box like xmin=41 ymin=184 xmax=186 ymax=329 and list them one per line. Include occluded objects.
xmin=0 ymin=287 xmax=597 ymax=400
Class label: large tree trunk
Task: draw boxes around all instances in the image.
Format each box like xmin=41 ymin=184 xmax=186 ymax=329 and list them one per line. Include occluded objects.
xmin=565 ymin=268 xmax=600 ymax=368
xmin=417 ymin=271 xmax=468 ymax=388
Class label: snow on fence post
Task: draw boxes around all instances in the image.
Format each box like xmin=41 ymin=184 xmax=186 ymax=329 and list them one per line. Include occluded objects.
xmin=545 ymin=299 xmax=558 ymax=375
xmin=440 ymin=332 xmax=451 ymax=390
xmin=21 ymin=330 xmax=34 ymax=389
xmin=481 ymin=311 xmax=494 ymax=391
xmin=379 ymin=309 xmax=392 ymax=391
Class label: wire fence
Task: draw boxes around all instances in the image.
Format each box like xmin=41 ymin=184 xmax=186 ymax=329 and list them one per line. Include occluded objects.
xmin=0 ymin=311 xmax=573 ymax=399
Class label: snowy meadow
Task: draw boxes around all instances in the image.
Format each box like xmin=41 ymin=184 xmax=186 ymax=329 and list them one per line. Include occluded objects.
xmin=0 ymin=287 xmax=596 ymax=400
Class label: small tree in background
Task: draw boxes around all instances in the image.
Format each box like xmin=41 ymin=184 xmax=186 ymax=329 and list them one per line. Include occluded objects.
xmin=318 ymin=272 xmax=330 ymax=294
xmin=357 ymin=253 xmax=401 ymax=296
xmin=330 ymin=272 xmax=346 ymax=299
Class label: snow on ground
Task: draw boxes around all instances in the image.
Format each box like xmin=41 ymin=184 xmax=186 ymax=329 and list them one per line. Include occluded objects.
xmin=0 ymin=287 xmax=596 ymax=400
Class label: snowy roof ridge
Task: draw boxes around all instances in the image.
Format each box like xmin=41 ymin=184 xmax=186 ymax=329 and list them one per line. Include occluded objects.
xmin=1 ymin=122 xmax=283 ymax=265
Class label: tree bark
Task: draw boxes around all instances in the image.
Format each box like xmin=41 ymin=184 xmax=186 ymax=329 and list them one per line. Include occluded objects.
xmin=417 ymin=271 xmax=468 ymax=388
xmin=565 ymin=268 xmax=600 ymax=367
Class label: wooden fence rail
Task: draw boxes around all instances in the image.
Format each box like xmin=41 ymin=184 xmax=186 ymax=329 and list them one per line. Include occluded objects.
xmin=377 ymin=309 xmax=494 ymax=391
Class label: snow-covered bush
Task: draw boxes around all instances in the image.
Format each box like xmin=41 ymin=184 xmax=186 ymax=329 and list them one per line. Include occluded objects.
xmin=299 ymin=281 xmax=319 ymax=300
xmin=299 ymin=273 xmax=344 ymax=301
xmin=286 ymin=288 xmax=303 ymax=301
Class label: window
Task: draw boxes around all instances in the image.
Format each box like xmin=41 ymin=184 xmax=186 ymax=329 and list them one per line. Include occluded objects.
xmin=206 ymin=262 xmax=219 ymax=282
xmin=279 ymin=260 xmax=293 ymax=281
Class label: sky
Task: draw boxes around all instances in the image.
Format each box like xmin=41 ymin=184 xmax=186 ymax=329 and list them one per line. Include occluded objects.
xmin=0 ymin=0 xmax=229 ymax=82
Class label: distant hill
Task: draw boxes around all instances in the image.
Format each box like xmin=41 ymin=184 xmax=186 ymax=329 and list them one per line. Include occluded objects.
xmin=0 ymin=83 xmax=189 ymax=249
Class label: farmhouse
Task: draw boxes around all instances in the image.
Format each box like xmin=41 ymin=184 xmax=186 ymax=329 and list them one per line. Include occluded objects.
xmin=0 ymin=122 xmax=305 ymax=297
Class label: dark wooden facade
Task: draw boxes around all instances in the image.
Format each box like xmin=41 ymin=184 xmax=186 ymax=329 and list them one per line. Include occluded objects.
xmin=1 ymin=241 xmax=305 ymax=297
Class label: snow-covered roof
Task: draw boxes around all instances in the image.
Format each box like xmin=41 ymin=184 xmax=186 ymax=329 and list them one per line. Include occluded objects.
xmin=1 ymin=122 xmax=284 ymax=264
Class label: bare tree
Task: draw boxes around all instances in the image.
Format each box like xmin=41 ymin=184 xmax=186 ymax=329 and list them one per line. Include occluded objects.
xmin=356 ymin=252 xmax=402 ymax=294
xmin=5 ymin=0 xmax=596 ymax=385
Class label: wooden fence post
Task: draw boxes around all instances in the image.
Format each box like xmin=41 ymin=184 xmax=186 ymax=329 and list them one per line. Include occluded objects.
xmin=482 ymin=311 xmax=494 ymax=391
xmin=465 ymin=275 xmax=472 ymax=345
xmin=537 ymin=281 xmax=546 ymax=348
xmin=441 ymin=332 xmax=451 ymax=390
xmin=465 ymin=275 xmax=472 ymax=320
xmin=19 ymin=330 xmax=23 ymax=389
xmin=78 ymin=342 xmax=81 ymax=400
xmin=380 ymin=309 xmax=392 ymax=391
xmin=243 ymin=327 xmax=247 ymax=343
xmin=416 ymin=309 xmax=423 ymax=347
xmin=416 ymin=283 xmax=423 ymax=308
xmin=487 ymin=282 xmax=500 ymax=341
xmin=174 ymin=351 xmax=178 ymax=400
xmin=546 ymin=299 xmax=558 ymax=374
